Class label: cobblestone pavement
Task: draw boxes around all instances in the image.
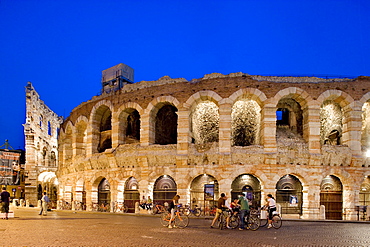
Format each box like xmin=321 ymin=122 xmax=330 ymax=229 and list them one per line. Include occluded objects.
xmin=1 ymin=207 xmax=369 ymax=247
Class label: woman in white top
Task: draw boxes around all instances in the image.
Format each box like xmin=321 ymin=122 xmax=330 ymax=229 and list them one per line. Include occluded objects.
xmin=265 ymin=194 xmax=276 ymax=229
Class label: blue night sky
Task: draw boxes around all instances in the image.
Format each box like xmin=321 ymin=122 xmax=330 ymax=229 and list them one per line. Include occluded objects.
xmin=0 ymin=0 xmax=369 ymax=150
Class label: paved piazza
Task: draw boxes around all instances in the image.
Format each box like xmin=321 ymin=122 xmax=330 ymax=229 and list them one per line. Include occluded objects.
xmin=1 ymin=208 xmax=369 ymax=247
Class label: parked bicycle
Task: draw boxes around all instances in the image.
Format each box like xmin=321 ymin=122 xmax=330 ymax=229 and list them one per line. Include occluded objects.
xmin=98 ymin=202 xmax=110 ymax=212
xmin=183 ymin=204 xmax=202 ymax=217
xmin=113 ymin=201 xmax=128 ymax=213
xmin=160 ymin=206 xmax=189 ymax=228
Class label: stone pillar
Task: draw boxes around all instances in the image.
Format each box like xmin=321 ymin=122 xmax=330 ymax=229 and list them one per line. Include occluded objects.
xmin=140 ymin=111 xmax=151 ymax=146
xmin=261 ymin=105 xmax=277 ymax=164
xmin=305 ymin=106 xmax=321 ymax=154
xmin=111 ymin=111 xmax=120 ymax=148
xmin=219 ymin=99 xmax=232 ymax=154
xmin=342 ymin=104 xmax=362 ymax=157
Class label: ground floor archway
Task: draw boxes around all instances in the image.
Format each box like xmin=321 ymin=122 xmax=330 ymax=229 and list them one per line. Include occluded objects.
xmin=320 ymin=175 xmax=343 ymax=220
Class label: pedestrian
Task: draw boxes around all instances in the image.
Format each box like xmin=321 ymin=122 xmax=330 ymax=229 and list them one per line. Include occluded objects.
xmin=168 ymin=194 xmax=180 ymax=228
xmin=238 ymin=193 xmax=250 ymax=230
xmin=39 ymin=192 xmax=50 ymax=216
xmin=146 ymin=196 xmax=152 ymax=210
xmin=140 ymin=195 xmax=147 ymax=209
xmin=210 ymin=193 xmax=228 ymax=228
xmin=0 ymin=187 xmax=11 ymax=220
xmin=265 ymin=194 xmax=276 ymax=229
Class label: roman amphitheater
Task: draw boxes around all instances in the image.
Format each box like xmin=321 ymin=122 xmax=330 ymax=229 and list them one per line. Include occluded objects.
xmin=53 ymin=68 xmax=370 ymax=220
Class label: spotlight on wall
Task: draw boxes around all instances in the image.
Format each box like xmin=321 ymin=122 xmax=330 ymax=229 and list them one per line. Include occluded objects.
xmin=366 ymin=150 xmax=370 ymax=157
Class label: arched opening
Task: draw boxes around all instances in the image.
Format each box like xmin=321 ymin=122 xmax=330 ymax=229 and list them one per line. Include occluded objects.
xmin=320 ymin=175 xmax=343 ymax=220
xmin=153 ymin=175 xmax=177 ymax=205
xmin=276 ymin=98 xmax=304 ymax=139
xmin=361 ymin=102 xmax=370 ymax=151
xmin=191 ymin=101 xmax=219 ymax=144
xmin=75 ymin=120 xmax=87 ymax=156
xmin=190 ymin=174 xmax=219 ymax=210
xmin=126 ymin=110 xmax=141 ymax=142
xmin=276 ymin=174 xmax=303 ymax=215
xmin=37 ymin=184 xmax=43 ymax=201
xmin=360 ymin=176 xmax=370 ymax=206
xmin=98 ymin=178 xmax=111 ymax=206
xmin=124 ymin=177 xmax=140 ymax=213
xmin=320 ymin=101 xmax=343 ymax=145
xmin=231 ymin=174 xmax=261 ymax=208
xmin=231 ymin=100 xmax=261 ymax=146
xmin=92 ymin=105 xmax=112 ymax=153
xmin=155 ymin=104 xmax=178 ymax=145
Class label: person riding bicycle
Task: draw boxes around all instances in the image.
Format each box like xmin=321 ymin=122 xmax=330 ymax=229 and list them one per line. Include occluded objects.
xmin=168 ymin=195 xmax=180 ymax=228
xmin=238 ymin=193 xmax=250 ymax=230
xmin=265 ymin=193 xmax=276 ymax=229
xmin=210 ymin=193 xmax=228 ymax=228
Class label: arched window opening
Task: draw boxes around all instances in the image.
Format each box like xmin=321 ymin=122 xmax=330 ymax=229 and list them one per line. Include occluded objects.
xmin=320 ymin=101 xmax=342 ymax=145
xmin=98 ymin=108 xmax=112 ymax=153
xmin=276 ymin=98 xmax=303 ymax=136
xmin=191 ymin=101 xmax=219 ymax=144
xmin=232 ymin=100 xmax=261 ymax=146
xmin=126 ymin=110 xmax=140 ymax=141
xmin=155 ymin=105 xmax=178 ymax=145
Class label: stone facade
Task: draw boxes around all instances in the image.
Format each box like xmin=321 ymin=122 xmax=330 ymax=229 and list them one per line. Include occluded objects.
xmin=56 ymin=72 xmax=370 ymax=219
xmin=23 ymin=82 xmax=63 ymax=206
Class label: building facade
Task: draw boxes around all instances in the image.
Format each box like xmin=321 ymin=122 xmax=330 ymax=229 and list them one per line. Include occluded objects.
xmin=56 ymin=71 xmax=370 ymax=220
xmin=23 ymin=82 xmax=63 ymax=206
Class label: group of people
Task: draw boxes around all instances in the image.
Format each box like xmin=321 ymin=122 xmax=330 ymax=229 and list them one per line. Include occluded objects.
xmin=139 ymin=195 xmax=153 ymax=210
xmin=210 ymin=192 xmax=276 ymax=230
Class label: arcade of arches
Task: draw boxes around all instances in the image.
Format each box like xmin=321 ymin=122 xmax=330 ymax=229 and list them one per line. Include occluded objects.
xmin=56 ymin=73 xmax=370 ymax=220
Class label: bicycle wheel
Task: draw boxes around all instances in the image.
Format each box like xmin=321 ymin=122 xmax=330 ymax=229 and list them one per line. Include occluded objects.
xmin=174 ymin=214 xmax=189 ymax=228
xmin=160 ymin=212 xmax=170 ymax=227
xmin=272 ymin=215 xmax=282 ymax=229
xmin=151 ymin=206 xmax=158 ymax=215
xmin=229 ymin=214 xmax=240 ymax=229
xmin=248 ymin=216 xmax=260 ymax=231
xmin=193 ymin=208 xmax=201 ymax=217
xmin=218 ymin=215 xmax=225 ymax=230
xmin=123 ymin=204 xmax=128 ymax=213
xmin=183 ymin=208 xmax=190 ymax=216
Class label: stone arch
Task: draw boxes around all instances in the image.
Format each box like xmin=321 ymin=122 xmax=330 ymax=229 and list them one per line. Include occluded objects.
xmin=116 ymin=104 xmax=142 ymax=144
xmin=320 ymin=175 xmax=343 ymax=220
xmin=231 ymin=174 xmax=262 ymax=207
xmin=146 ymin=96 xmax=179 ymax=145
xmin=272 ymin=88 xmax=313 ymax=142
xmin=359 ymin=95 xmax=370 ymax=151
xmin=123 ymin=176 xmax=140 ymax=212
xmin=276 ymin=174 xmax=304 ymax=215
xmin=74 ymin=116 xmax=88 ymax=157
xmin=189 ymin=174 xmax=219 ymax=208
xmin=89 ymin=100 xmax=113 ymax=153
xmin=185 ymin=91 xmax=222 ymax=145
xmin=62 ymin=122 xmax=73 ymax=163
xmin=318 ymin=90 xmax=354 ymax=145
xmin=153 ymin=175 xmax=177 ymax=205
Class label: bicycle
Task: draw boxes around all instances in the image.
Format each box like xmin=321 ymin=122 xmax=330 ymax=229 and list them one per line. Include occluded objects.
xmin=260 ymin=207 xmax=282 ymax=229
xmin=217 ymin=209 xmax=228 ymax=230
xmin=183 ymin=205 xmax=202 ymax=217
xmin=160 ymin=207 xmax=189 ymax=228
xmin=228 ymin=209 xmax=260 ymax=230
xmin=151 ymin=203 xmax=166 ymax=215
xmin=113 ymin=202 xmax=128 ymax=213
